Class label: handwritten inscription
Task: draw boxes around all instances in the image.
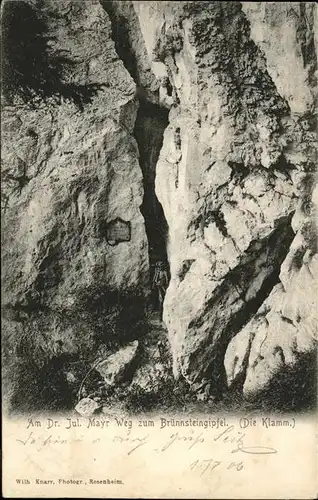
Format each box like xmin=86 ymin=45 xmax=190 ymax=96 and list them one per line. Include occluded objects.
xmin=17 ymin=420 xmax=279 ymax=458
xmin=214 ymin=426 xmax=278 ymax=455
xmin=190 ymin=458 xmax=244 ymax=476
xmin=6 ymin=413 xmax=313 ymax=500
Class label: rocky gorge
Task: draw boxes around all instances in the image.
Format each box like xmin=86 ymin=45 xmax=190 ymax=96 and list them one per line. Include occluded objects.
xmin=1 ymin=0 xmax=317 ymax=415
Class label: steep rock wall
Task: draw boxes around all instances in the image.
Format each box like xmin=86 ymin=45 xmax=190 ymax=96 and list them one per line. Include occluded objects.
xmin=1 ymin=0 xmax=149 ymax=409
xmin=133 ymin=1 xmax=317 ymax=397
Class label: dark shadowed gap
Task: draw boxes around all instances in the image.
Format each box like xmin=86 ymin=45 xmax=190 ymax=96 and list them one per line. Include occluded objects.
xmin=133 ymin=100 xmax=170 ymax=269
xmin=101 ymin=0 xmax=170 ymax=275
xmin=100 ymin=1 xmax=138 ymax=83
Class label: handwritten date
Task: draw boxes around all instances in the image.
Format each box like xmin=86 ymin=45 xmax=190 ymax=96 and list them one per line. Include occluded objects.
xmin=190 ymin=458 xmax=244 ymax=476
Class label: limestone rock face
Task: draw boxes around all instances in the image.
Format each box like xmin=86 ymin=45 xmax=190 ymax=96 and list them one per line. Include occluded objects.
xmin=225 ymin=195 xmax=318 ymax=397
xmin=2 ymin=0 xmax=148 ymax=312
xmin=134 ymin=1 xmax=317 ymax=396
xmin=1 ymin=0 xmax=149 ymax=410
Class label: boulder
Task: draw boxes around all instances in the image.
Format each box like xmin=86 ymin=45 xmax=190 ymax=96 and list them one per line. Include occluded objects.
xmin=75 ymin=397 xmax=101 ymax=417
xmin=96 ymin=340 xmax=139 ymax=386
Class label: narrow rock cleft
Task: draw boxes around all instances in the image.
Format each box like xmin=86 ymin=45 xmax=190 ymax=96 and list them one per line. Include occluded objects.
xmin=133 ymin=100 xmax=170 ymax=268
xmin=100 ymin=0 xmax=171 ymax=273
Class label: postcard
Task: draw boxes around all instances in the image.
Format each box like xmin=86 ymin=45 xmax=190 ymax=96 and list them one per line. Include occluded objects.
xmin=1 ymin=0 xmax=317 ymax=498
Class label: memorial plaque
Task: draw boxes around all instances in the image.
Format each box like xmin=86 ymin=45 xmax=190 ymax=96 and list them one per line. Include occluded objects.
xmin=106 ymin=217 xmax=131 ymax=246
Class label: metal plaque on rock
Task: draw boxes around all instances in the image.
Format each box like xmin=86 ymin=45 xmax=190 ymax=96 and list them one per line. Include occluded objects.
xmin=106 ymin=217 xmax=131 ymax=246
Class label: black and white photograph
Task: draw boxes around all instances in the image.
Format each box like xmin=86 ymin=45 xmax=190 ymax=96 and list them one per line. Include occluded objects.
xmin=1 ymin=1 xmax=317 ymax=498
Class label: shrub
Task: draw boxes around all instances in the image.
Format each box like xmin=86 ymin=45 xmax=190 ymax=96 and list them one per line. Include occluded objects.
xmin=1 ymin=0 xmax=103 ymax=110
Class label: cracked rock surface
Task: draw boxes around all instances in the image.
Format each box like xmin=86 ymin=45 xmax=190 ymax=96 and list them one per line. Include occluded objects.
xmin=135 ymin=1 xmax=317 ymax=398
